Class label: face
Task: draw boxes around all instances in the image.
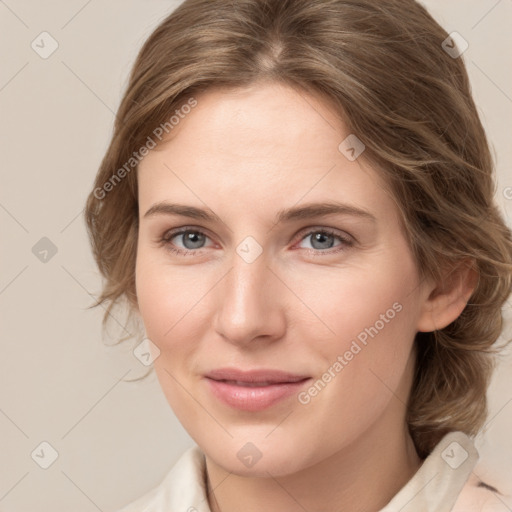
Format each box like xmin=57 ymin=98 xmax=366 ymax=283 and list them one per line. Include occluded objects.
xmin=135 ymin=81 xmax=429 ymax=477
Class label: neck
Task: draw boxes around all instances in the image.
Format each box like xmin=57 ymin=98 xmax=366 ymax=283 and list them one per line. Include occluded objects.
xmin=205 ymin=412 xmax=422 ymax=512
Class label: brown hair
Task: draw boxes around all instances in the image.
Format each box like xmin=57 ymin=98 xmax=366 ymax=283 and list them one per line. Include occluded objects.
xmin=84 ymin=0 xmax=512 ymax=458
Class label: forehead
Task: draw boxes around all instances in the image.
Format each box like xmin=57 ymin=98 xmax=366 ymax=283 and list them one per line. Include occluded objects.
xmin=155 ymin=82 xmax=347 ymax=158
xmin=137 ymin=82 xmax=397 ymax=224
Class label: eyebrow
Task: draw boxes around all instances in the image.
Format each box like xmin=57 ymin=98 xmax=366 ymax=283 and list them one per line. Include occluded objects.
xmin=143 ymin=201 xmax=376 ymax=224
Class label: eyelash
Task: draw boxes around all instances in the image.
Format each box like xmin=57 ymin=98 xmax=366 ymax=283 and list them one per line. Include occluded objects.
xmin=157 ymin=226 xmax=354 ymax=257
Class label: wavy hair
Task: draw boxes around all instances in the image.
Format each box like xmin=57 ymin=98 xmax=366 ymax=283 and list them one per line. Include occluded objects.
xmin=84 ymin=0 xmax=512 ymax=458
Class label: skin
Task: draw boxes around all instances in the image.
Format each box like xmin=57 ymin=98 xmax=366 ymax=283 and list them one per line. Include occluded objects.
xmin=134 ymin=81 xmax=477 ymax=512
xmin=453 ymin=474 xmax=508 ymax=512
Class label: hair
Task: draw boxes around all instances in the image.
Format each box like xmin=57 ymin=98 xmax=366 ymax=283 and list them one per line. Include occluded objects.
xmin=84 ymin=0 xmax=512 ymax=459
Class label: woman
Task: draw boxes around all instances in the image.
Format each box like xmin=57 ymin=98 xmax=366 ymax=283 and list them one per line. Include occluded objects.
xmin=84 ymin=0 xmax=512 ymax=510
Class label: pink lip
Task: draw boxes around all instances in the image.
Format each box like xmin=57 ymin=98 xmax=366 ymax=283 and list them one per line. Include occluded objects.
xmin=204 ymin=368 xmax=311 ymax=411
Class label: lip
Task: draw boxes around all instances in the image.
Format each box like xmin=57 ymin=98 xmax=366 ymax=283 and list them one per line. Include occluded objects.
xmin=204 ymin=368 xmax=311 ymax=411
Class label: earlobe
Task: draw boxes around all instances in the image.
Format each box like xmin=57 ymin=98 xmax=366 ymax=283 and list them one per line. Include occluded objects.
xmin=417 ymin=260 xmax=478 ymax=333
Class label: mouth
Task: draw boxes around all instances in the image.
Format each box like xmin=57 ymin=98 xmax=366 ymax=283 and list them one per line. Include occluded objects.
xmin=213 ymin=380 xmax=304 ymax=387
xmin=204 ymin=368 xmax=311 ymax=411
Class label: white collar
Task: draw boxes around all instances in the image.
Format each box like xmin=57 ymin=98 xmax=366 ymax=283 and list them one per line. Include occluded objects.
xmin=118 ymin=431 xmax=478 ymax=512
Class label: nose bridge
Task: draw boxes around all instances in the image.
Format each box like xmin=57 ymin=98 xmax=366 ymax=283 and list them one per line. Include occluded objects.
xmin=213 ymin=241 xmax=283 ymax=343
xmin=225 ymin=247 xmax=271 ymax=318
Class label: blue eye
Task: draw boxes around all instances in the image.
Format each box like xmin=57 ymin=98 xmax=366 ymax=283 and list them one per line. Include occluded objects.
xmin=159 ymin=227 xmax=353 ymax=257
xmin=160 ymin=229 xmax=213 ymax=256
xmin=297 ymin=229 xmax=353 ymax=253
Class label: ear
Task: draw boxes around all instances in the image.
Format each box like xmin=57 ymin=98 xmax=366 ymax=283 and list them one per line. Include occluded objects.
xmin=417 ymin=259 xmax=478 ymax=332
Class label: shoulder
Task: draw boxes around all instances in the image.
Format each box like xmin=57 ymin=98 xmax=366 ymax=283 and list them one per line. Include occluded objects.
xmin=452 ymin=473 xmax=509 ymax=512
xmin=114 ymin=445 xmax=207 ymax=512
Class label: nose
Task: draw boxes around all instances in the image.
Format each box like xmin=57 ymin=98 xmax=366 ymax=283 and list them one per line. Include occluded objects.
xmin=212 ymin=249 xmax=287 ymax=347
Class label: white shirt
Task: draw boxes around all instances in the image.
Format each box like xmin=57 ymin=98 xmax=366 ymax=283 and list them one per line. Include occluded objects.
xmin=116 ymin=431 xmax=482 ymax=512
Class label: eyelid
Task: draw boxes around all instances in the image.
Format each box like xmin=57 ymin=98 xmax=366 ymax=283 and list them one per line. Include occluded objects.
xmin=161 ymin=224 xmax=354 ymax=242
xmin=160 ymin=225 xmax=217 ymax=249
xmin=293 ymin=225 xmax=355 ymax=245
xmin=159 ymin=224 xmax=355 ymax=256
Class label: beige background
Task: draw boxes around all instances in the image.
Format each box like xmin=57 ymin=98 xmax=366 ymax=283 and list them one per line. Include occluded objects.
xmin=1 ymin=1 xmax=511 ymax=510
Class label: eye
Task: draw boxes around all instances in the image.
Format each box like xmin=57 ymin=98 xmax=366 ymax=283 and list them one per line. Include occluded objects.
xmin=294 ymin=228 xmax=354 ymax=255
xmin=158 ymin=226 xmax=354 ymax=257
xmin=159 ymin=228 xmax=213 ymax=256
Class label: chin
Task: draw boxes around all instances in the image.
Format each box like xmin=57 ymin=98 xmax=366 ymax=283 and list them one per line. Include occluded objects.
xmin=200 ymin=433 xmax=317 ymax=477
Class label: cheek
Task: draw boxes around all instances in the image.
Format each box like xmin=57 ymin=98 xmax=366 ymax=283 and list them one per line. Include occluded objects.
xmin=135 ymin=261 xmax=170 ymax=341
xmin=135 ymin=256 xmax=209 ymax=419
xmin=291 ymin=255 xmax=419 ymax=354
xmin=292 ymin=251 xmax=420 ymax=402
xmin=135 ymin=251 xmax=210 ymax=342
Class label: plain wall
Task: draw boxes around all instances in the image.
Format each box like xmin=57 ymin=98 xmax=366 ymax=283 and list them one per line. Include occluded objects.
xmin=1 ymin=1 xmax=511 ymax=510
